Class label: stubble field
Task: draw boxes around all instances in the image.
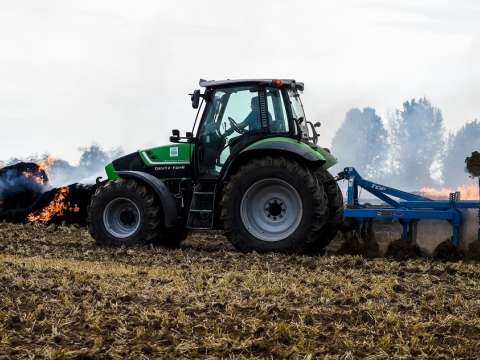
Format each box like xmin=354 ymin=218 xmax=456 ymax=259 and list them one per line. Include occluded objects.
xmin=0 ymin=222 xmax=479 ymax=359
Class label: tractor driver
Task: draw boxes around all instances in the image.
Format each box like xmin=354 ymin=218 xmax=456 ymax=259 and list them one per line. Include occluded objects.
xmin=227 ymin=96 xmax=272 ymax=135
xmin=239 ymin=97 xmax=262 ymax=131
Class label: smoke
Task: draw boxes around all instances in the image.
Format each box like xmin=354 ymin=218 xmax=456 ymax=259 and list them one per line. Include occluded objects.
xmin=444 ymin=120 xmax=480 ymax=187
xmin=0 ymin=163 xmax=49 ymax=211
xmin=2 ymin=144 xmax=123 ymax=187
xmin=0 ymin=146 xmax=105 ymax=224
xmin=0 ymin=146 xmax=110 ymax=225
xmin=331 ymin=107 xmax=388 ymax=181
xmin=332 ymin=97 xmax=477 ymax=190
xmin=0 ymin=168 xmax=44 ymax=198
xmin=47 ymin=145 xmax=123 ymax=186
xmin=388 ymin=98 xmax=445 ymax=188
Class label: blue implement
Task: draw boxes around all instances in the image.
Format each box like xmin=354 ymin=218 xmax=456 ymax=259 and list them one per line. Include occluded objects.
xmin=340 ymin=167 xmax=480 ymax=246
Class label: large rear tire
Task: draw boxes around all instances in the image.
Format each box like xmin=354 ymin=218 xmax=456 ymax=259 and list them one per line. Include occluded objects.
xmin=313 ymin=167 xmax=344 ymax=249
xmin=88 ymin=179 xmax=162 ymax=246
xmin=221 ymin=156 xmax=328 ymax=253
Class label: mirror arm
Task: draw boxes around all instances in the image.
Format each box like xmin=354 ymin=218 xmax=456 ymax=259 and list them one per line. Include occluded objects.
xmin=305 ymin=121 xmax=319 ymax=144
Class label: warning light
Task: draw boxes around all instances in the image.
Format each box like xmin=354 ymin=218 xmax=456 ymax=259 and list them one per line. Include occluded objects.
xmin=272 ymin=79 xmax=284 ymax=88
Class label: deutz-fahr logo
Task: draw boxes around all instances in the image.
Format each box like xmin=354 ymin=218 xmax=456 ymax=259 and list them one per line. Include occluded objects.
xmin=155 ymin=165 xmax=185 ymax=171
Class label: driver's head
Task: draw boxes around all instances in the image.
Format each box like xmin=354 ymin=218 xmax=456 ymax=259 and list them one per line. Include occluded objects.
xmin=251 ymin=97 xmax=260 ymax=112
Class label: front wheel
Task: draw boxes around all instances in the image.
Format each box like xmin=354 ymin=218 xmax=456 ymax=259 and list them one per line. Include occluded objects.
xmin=221 ymin=156 xmax=328 ymax=253
xmin=88 ymin=179 xmax=162 ymax=246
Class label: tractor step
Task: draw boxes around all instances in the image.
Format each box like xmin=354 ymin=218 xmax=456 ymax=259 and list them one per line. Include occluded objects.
xmin=186 ymin=184 xmax=216 ymax=229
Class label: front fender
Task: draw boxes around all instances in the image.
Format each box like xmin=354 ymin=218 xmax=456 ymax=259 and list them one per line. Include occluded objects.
xmin=116 ymin=171 xmax=177 ymax=228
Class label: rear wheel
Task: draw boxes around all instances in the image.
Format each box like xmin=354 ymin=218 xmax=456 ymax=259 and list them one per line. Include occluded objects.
xmin=88 ymin=179 xmax=162 ymax=246
xmin=221 ymin=156 xmax=328 ymax=253
xmin=313 ymin=167 xmax=344 ymax=249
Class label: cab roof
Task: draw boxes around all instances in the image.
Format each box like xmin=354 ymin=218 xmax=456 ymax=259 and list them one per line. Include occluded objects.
xmin=199 ymin=78 xmax=304 ymax=91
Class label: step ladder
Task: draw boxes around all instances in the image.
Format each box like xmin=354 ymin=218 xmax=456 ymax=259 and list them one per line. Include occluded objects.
xmin=186 ymin=186 xmax=216 ymax=230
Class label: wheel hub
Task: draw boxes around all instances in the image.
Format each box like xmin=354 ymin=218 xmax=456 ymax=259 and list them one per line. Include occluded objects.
xmin=119 ymin=209 xmax=136 ymax=226
xmin=240 ymin=178 xmax=303 ymax=242
xmin=264 ymin=198 xmax=286 ymax=220
xmin=103 ymin=198 xmax=142 ymax=239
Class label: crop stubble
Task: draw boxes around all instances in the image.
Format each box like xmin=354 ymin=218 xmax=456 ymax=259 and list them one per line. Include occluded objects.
xmin=0 ymin=223 xmax=479 ymax=359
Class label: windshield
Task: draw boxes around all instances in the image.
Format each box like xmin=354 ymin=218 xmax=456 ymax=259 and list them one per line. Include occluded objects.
xmin=288 ymin=89 xmax=309 ymax=138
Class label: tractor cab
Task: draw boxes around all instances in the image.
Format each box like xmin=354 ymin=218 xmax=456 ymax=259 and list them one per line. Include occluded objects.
xmin=170 ymin=79 xmax=322 ymax=178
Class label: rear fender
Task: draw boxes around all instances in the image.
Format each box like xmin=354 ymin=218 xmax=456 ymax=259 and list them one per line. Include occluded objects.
xmin=116 ymin=171 xmax=177 ymax=228
xmin=220 ymin=137 xmax=336 ymax=183
xmin=242 ymin=139 xmax=327 ymax=162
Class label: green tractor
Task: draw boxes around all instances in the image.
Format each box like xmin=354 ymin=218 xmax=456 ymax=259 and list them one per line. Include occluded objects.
xmin=88 ymin=79 xmax=343 ymax=253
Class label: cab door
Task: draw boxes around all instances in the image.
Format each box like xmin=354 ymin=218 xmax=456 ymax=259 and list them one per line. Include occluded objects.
xmin=196 ymin=86 xmax=261 ymax=178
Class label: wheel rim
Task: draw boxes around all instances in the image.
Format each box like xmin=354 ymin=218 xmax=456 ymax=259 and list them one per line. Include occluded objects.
xmin=103 ymin=197 xmax=141 ymax=239
xmin=240 ymin=178 xmax=303 ymax=242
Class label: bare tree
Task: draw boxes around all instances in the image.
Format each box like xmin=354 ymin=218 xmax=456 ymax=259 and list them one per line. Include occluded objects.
xmin=388 ymin=98 xmax=444 ymax=188
xmin=332 ymin=107 xmax=388 ymax=180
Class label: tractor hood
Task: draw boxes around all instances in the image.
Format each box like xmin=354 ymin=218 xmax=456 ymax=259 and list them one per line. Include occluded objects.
xmin=105 ymin=143 xmax=194 ymax=181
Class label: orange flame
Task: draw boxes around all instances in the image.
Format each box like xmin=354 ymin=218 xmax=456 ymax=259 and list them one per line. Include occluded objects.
xmin=36 ymin=157 xmax=55 ymax=174
xmin=27 ymin=186 xmax=80 ymax=223
xmin=419 ymin=183 xmax=479 ymax=200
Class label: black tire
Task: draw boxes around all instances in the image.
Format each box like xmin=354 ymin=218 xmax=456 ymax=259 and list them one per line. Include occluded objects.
xmin=87 ymin=179 xmax=162 ymax=246
xmin=312 ymin=167 xmax=344 ymax=249
xmin=220 ymin=156 xmax=328 ymax=253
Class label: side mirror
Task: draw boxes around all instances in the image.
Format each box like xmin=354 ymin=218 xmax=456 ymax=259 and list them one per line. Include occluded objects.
xmin=306 ymin=121 xmax=319 ymax=144
xmin=295 ymin=83 xmax=304 ymax=92
xmin=170 ymin=129 xmax=194 ymax=143
xmin=170 ymin=129 xmax=180 ymax=143
xmin=191 ymin=90 xmax=201 ymax=109
xmin=314 ymin=122 xmax=321 ymax=128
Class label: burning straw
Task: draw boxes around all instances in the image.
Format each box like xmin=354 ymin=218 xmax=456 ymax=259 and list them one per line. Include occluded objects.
xmin=0 ymin=162 xmax=95 ymax=225
xmin=26 ymin=186 xmax=80 ymax=223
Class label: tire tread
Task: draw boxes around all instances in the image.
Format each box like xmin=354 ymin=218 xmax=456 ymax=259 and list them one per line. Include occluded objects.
xmin=221 ymin=156 xmax=328 ymax=253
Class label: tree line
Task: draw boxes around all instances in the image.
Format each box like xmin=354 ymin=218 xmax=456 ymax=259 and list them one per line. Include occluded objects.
xmin=331 ymin=98 xmax=480 ymax=188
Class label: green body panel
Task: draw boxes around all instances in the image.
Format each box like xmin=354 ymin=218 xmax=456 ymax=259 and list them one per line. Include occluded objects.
xmin=139 ymin=143 xmax=194 ymax=166
xmin=242 ymin=136 xmax=337 ymax=169
xmin=105 ymin=136 xmax=336 ymax=181
xmin=105 ymin=162 xmax=119 ymax=180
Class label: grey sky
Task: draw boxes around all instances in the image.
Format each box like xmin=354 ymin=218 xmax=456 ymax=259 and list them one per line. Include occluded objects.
xmin=1 ymin=0 xmax=479 ymax=163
